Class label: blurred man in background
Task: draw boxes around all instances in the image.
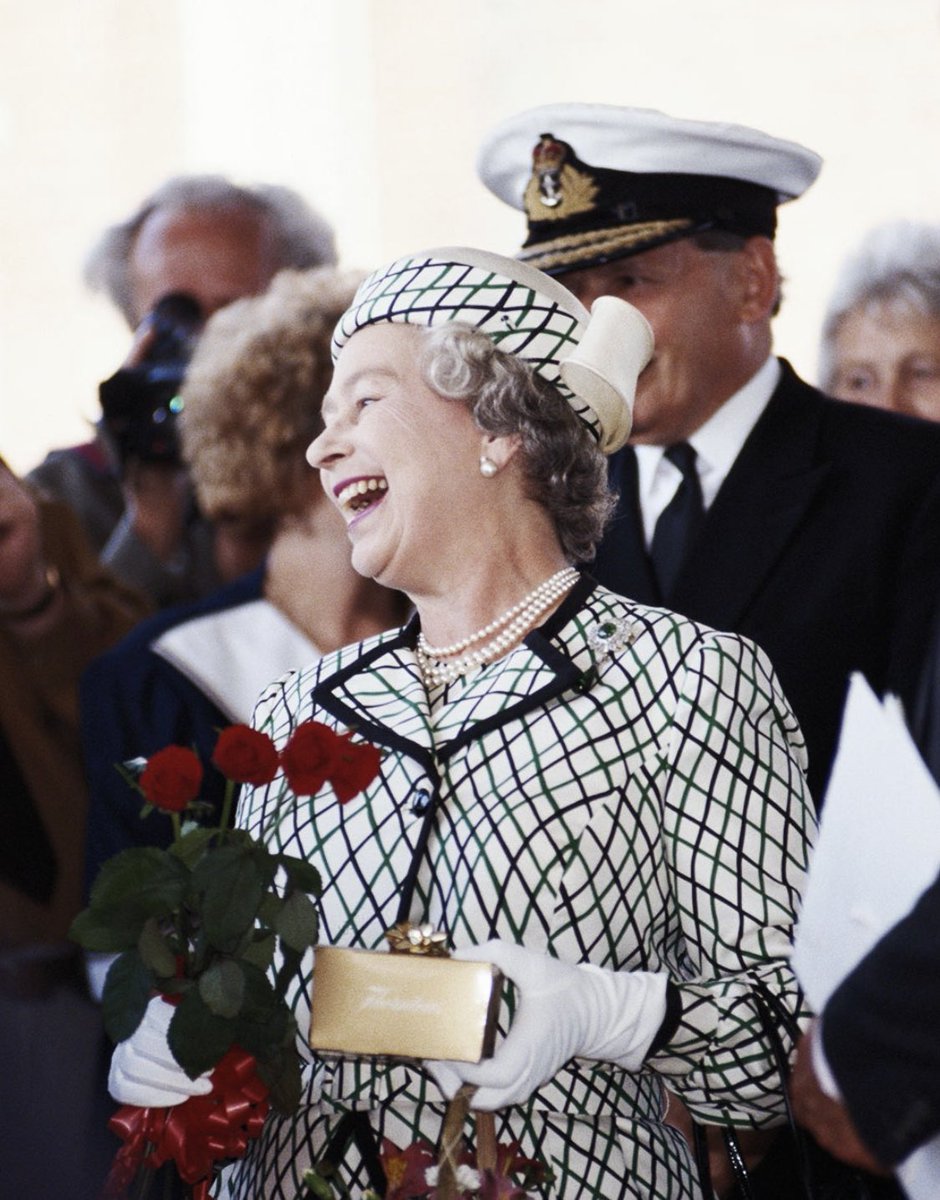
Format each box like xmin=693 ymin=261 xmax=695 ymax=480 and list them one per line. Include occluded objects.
xmin=28 ymin=175 xmax=337 ymax=609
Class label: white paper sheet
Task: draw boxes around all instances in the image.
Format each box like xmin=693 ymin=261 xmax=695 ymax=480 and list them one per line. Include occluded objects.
xmin=792 ymin=673 xmax=940 ymax=1199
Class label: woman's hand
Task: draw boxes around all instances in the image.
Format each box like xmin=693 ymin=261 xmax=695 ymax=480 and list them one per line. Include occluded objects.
xmin=425 ymin=940 xmax=668 ymax=1110
xmin=790 ymin=1026 xmax=888 ymax=1175
xmin=109 ymin=996 xmax=214 ymax=1108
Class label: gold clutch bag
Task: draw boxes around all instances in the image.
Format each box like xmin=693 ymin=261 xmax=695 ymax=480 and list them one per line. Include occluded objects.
xmin=309 ymin=924 xmax=502 ymax=1063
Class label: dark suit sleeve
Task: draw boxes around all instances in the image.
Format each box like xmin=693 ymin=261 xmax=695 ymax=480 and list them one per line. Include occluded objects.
xmin=821 ymin=868 xmax=940 ymax=1166
xmin=79 ymin=570 xmax=267 ymax=895
xmin=80 ymin=635 xmax=230 ymax=897
xmin=886 ymin=470 xmax=940 ymax=720
xmin=911 ymin=605 xmax=940 ymax=786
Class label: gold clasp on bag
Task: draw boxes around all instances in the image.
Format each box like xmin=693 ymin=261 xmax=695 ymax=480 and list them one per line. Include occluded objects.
xmin=385 ymin=922 xmax=450 ymax=956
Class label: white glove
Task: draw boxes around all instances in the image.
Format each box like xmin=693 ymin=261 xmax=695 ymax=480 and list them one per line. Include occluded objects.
xmin=426 ymin=940 xmax=669 ymax=1110
xmin=85 ymin=951 xmax=118 ymax=1003
xmin=109 ymin=996 xmax=214 ymax=1107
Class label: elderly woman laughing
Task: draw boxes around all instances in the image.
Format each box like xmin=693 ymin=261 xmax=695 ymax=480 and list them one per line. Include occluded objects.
xmin=110 ymin=248 xmax=817 ymax=1200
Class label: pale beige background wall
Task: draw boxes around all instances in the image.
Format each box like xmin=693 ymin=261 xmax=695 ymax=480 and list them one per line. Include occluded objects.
xmin=3 ymin=0 xmax=940 ymax=473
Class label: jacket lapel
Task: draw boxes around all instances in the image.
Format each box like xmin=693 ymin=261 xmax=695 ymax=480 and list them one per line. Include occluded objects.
xmin=430 ymin=596 xmax=588 ymax=759
xmin=671 ymin=361 xmax=830 ymax=628
xmin=312 ymin=626 xmax=437 ymax=774
xmin=310 ymin=577 xmax=594 ymax=765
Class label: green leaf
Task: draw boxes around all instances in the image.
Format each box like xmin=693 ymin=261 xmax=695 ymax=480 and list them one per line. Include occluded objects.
xmin=274 ymin=891 xmax=319 ymax=953
xmin=168 ymin=989 xmax=236 ymax=1078
xmin=241 ymin=930 xmax=276 ymax=972
xmin=220 ymin=827 xmax=255 ymax=848
xmin=69 ymin=906 xmax=141 ymax=952
xmin=198 ymin=959 xmax=245 ymax=1019
xmin=101 ymin=952 xmax=152 ymax=1042
xmin=252 ymin=843 xmax=280 ymax=888
xmin=138 ymin=918 xmax=178 ymax=978
xmin=170 ymin=825 xmax=216 ymax=868
xmin=258 ymin=891 xmax=284 ymax=929
xmin=88 ymin=847 xmax=189 ymax=923
xmin=70 ymin=853 xmax=186 ymax=952
xmin=250 ymin=953 xmax=281 ymax=991
xmin=258 ymin=1042 xmax=303 ymax=1115
xmin=273 ymin=944 xmax=304 ymax=1001
xmin=277 ymin=854 xmax=322 ymax=896
xmin=229 ymin=962 xmax=290 ymax=1061
xmin=238 ymin=960 xmax=285 ymax=1023
xmin=192 ymin=844 xmax=264 ymax=952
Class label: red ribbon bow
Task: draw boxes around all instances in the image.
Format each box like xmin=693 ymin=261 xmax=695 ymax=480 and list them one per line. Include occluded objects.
xmin=104 ymin=1046 xmax=270 ymax=1199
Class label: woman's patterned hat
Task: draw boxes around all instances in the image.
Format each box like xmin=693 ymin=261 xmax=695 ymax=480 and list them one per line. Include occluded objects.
xmin=332 ymin=246 xmax=652 ymax=453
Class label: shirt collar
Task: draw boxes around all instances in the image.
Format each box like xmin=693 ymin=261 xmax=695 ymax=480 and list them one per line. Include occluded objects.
xmin=688 ymin=355 xmax=780 ymax=481
xmin=635 ymin=355 xmax=780 ymax=510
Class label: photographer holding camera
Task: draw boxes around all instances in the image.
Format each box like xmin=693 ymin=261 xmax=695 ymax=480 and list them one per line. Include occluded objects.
xmin=29 ymin=175 xmax=337 ymax=610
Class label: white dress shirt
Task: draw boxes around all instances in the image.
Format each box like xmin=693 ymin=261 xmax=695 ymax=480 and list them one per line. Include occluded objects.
xmin=634 ymin=356 xmax=781 ymax=547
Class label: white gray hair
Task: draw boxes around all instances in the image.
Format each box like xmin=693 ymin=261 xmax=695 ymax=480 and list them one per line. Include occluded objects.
xmin=819 ymin=221 xmax=940 ymax=391
xmin=84 ymin=174 xmax=337 ymax=326
xmin=418 ymin=323 xmax=615 ymax=562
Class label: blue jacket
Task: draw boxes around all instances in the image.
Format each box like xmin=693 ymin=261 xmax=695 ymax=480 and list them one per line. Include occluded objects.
xmin=81 ymin=569 xmax=267 ymax=895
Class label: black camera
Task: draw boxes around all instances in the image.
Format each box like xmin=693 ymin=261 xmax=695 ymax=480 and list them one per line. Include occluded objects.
xmin=99 ymin=292 xmax=204 ymax=467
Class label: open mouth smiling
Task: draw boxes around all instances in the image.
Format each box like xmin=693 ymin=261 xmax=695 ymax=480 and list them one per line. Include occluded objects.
xmin=335 ymin=476 xmax=388 ymax=518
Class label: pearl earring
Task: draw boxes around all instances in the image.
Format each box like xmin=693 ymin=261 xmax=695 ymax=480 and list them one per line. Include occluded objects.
xmin=480 ymin=455 xmax=498 ymax=478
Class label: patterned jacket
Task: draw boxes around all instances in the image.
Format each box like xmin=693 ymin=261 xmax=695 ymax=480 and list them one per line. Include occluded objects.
xmin=229 ymin=576 xmax=816 ymax=1200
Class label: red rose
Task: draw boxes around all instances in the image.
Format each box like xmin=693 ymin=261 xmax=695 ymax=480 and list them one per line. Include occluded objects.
xmin=279 ymin=721 xmax=341 ymax=796
xmin=212 ymin=725 xmax=280 ymax=785
xmin=329 ymin=733 xmax=382 ymax=803
xmin=139 ymin=745 xmax=204 ymax=812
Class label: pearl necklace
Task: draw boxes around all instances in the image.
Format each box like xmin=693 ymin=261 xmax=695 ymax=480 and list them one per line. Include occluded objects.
xmin=416 ymin=566 xmax=579 ymax=688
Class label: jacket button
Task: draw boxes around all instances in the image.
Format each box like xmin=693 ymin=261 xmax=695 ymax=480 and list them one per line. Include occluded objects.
xmin=411 ymin=788 xmax=432 ymax=816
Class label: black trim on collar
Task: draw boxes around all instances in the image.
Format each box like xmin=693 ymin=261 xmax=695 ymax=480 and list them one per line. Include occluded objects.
xmin=536 ymin=569 xmax=598 ymax=639
xmin=311 ymin=627 xmax=438 ymax=780
xmin=437 ymin=571 xmax=598 ymax=760
xmin=310 ymin=570 xmax=599 ymax=766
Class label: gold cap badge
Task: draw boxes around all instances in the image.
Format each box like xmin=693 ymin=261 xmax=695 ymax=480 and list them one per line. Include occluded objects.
xmin=524 ymin=133 xmax=599 ymax=223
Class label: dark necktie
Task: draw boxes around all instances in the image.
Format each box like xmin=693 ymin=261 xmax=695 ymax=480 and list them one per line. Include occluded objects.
xmin=649 ymin=442 xmax=704 ymax=600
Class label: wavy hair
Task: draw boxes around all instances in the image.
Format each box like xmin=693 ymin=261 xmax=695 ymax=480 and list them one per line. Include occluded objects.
xmin=179 ymin=267 xmax=362 ymax=525
xmin=418 ymin=324 xmax=615 ymax=562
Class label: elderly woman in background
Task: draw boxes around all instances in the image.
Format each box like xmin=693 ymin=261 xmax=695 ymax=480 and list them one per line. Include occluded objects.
xmin=819 ymin=220 xmax=940 ymax=420
xmin=81 ymin=267 xmax=409 ymax=891
xmin=110 ymin=249 xmax=817 ymax=1200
